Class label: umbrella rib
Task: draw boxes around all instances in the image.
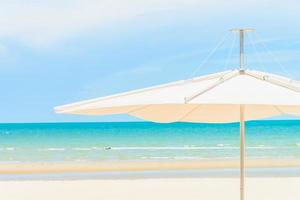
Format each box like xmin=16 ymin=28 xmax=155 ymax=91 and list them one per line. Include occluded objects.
xmin=127 ymin=105 xmax=151 ymax=114
xmin=177 ymin=105 xmax=202 ymax=121
xmin=55 ymin=71 xmax=232 ymax=113
xmin=273 ymin=105 xmax=286 ymax=115
xmin=245 ymin=71 xmax=300 ymax=93
xmin=184 ymin=70 xmax=239 ymax=103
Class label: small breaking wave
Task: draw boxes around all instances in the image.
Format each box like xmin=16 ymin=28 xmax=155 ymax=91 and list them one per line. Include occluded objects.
xmin=217 ymin=144 xmax=230 ymax=147
xmin=248 ymin=145 xmax=274 ymax=149
xmin=72 ymin=147 xmax=108 ymax=151
xmin=0 ymin=147 xmax=15 ymax=151
xmin=72 ymin=148 xmax=93 ymax=151
xmin=103 ymin=145 xmax=294 ymax=150
xmin=108 ymin=146 xmax=239 ymax=150
xmin=38 ymin=148 xmax=65 ymax=151
xmin=141 ymin=156 xmax=204 ymax=160
xmin=34 ymin=145 xmax=298 ymax=152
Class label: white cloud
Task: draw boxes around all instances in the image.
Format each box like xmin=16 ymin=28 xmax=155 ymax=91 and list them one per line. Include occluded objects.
xmin=0 ymin=0 xmax=299 ymax=48
xmin=0 ymin=0 xmax=211 ymax=47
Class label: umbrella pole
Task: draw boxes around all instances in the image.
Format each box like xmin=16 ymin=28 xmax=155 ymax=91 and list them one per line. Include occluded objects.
xmin=240 ymin=105 xmax=245 ymax=200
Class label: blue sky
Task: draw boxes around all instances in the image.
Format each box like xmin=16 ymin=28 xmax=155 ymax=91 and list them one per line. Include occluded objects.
xmin=1 ymin=0 xmax=300 ymax=123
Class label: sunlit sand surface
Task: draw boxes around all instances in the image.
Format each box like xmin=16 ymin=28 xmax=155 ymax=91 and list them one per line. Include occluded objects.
xmin=0 ymin=177 xmax=299 ymax=200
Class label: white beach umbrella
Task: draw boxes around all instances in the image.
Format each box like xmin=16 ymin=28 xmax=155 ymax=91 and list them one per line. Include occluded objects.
xmin=54 ymin=29 xmax=300 ymax=200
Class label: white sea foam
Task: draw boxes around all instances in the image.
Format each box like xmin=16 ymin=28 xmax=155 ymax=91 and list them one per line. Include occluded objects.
xmin=141 ymin=156 xmax=202 ymax=160
xmin=173 ymin=156 xmax=203 ymax=160
xmin=248 ymin=146 xmax=275 ymax=149
xmin=141 ymin=156 xmax=170 ymax=160
xmin=0 ymin=147 xmax=15 ymax=151
xmin=141 ymin=156 xmax=224 ymax=160
xmin=39 ymin=148 xmax=65 ymax=151
xmin=71 ymin=147 xmax=112 ymax=151
xmin=6 ymin=147 xmax=15 ymax=151
xmin=100 ymin=146 xmax=288 ymax=150
xmin=217 ymin=144 xmax=230 ymax=147
xmin=72 ymin=148 xmax=92 ymax=151
xmin=91 ymin=147 xmax=102 ymax=150
xmin=109 ymin=146 xmax=239 ymax=150
xmin=35 ymin=145 xmax=295 ymax=152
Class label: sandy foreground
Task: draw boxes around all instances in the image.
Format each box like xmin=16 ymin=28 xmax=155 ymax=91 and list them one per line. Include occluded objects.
xmin=0 ymin=160 xmax=299 ymax=200
xmin=1 ymin=159 xmax=300 ymax=174
xmin=0 ymin=177 xmax=299 ymax=200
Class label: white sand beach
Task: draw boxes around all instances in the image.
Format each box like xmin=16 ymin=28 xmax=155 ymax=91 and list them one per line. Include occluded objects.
xmin=0 ymin=159 xmax=300 ymax=174
xmin=0 ymin=177 xmax=299 ymax=200
xmin=0 ymin=160 xmax=299 ymax=200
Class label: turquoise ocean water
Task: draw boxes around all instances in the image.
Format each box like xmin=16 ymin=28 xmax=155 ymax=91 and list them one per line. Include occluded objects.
xmin=0 ymin=120 xmax=299 ymax=163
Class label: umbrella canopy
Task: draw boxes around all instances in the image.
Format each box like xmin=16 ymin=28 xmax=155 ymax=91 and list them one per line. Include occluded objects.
xmin=54 ymin=29 xmax=300 ymax=200
xmin=55 ymin=69 xmax=300 ymax=123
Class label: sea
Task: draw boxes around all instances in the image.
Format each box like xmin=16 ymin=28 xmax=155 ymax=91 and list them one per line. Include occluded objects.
xmin=0 ymin=120 xmax=299 ymax=163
